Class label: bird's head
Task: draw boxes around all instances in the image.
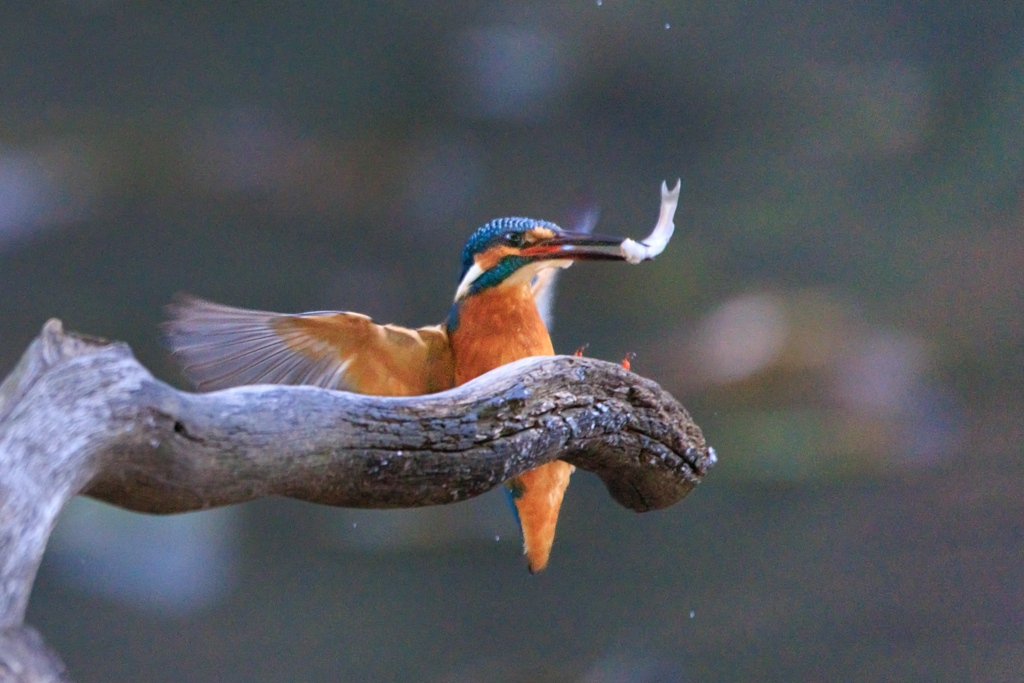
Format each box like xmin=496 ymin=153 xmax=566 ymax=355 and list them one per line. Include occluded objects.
xmin=453 ymin=217 xmax=630 ymax=301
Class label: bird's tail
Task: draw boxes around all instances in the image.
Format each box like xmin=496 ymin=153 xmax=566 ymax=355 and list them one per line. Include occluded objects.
xmin=504 ymin=460 xmax=575 ymax=573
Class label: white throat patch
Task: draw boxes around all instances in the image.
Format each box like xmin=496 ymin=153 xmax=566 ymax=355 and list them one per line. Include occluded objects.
xmin=454 ymin=263 xmax=485 ymax=301
xmin=453 ymin=259 xmax=571 ymax=302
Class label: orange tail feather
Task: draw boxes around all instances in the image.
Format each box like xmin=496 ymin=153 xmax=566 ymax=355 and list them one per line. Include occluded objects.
xmin=510 ymin=460 xmax=575 ymax=573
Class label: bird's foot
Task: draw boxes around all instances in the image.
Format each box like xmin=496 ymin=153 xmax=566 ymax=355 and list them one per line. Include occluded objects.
xmin=621 ymin=352 xmax=636 ymax=371
xmin=573 ymin=343 xmax=589 ymax=357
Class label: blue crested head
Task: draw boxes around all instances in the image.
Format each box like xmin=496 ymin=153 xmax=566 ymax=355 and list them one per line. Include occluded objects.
xmin=449 ymin=213 xmax=628 ymax=319
xmin=459 ymin=217 xmax=561 ymax=282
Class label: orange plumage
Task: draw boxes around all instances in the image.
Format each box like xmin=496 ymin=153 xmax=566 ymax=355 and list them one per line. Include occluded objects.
xmin=450 ymin=279 xmax=554 ymax=381
xmin=448 ymin=276 xmax=573 ymax=573
xmin=164 ymin=203 xmax=670 ymax=572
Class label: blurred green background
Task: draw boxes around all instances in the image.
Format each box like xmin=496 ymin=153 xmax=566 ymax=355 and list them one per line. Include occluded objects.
xmin=3 ymin=1 xmax=1023 ymax=681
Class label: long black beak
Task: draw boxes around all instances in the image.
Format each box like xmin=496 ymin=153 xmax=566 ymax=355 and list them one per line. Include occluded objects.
xmin=520 ymin=231 xmax=627 ymax=261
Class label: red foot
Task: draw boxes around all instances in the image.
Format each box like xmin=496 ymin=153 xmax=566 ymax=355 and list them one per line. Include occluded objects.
xmin=621 ymin=352 xmax=636 ymax=371
xmin=573 ymin=343 xmax=589 ymax=357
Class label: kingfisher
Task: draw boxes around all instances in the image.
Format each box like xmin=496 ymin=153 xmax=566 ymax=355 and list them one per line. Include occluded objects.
xmin=165 ymin=181 xmax=680 ymax=573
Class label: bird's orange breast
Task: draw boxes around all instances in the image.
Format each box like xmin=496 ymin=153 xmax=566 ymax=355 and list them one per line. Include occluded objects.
xmin=448 ymin=280 xmax=571 ymax=573
xmin=449 ymin=283 xmax=554 ymax=385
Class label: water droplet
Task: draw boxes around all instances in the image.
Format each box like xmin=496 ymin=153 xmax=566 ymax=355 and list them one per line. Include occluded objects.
xmin=596 ymin=0 xmax=602 ymax=5
xmin=665 ymin=22 xmax=671 ymax=29
xmin=689 ymin=610 xmax=695 ymax=618
xmin=495 ymin=535 xmax=501 ymax=541
xmin=352 ymin=522 xmax=358 ymax=528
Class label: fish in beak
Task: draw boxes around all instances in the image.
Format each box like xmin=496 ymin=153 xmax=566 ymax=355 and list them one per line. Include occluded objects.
xmin=522 ymin=179 xmax=681 ymax=264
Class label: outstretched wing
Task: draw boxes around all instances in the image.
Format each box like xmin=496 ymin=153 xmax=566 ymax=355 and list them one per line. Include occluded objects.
xmin=531 ymin=202 xmax=600 ymax=330
xmin=163 ymin=295 xmax=454 ymax=396
xmin=530 ymin=267 xmax=562 ymax=330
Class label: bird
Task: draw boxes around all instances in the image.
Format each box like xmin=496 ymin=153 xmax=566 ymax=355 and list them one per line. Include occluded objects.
xmin=164 ymin=181 xmax=680 ymax=573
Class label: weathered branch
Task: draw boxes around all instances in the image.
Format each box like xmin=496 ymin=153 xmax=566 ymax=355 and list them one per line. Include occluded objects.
xmin=0 ymin=626 xmax=69 ymax=683
xmin=0 ymin=319 xmax=712 ymax=681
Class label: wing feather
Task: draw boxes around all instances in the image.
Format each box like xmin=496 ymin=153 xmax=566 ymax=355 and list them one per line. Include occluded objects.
xmin=530 ymin=204 xmax=598 ymax=330
xmin=530 ymin=268 xmax=561 ymax=330
xmin=164 ymin=295 xmax=454 ymax=396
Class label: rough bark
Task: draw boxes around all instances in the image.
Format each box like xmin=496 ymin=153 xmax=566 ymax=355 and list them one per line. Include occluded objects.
xmin=0 ymin=319 xmax=713 ymax=681
xmin=0 ymin=626 xmax=69 ymax=683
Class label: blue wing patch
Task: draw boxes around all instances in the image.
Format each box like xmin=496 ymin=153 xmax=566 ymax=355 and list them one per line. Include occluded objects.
xmin=503 ymin=479 xmax=525 ymax=533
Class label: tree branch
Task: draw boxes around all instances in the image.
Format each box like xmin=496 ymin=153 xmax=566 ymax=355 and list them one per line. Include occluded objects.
xmin=0 ymin=319 xmax=713 ymax=681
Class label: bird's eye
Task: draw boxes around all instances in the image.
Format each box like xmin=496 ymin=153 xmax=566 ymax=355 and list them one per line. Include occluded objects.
xmin=504 ymin=232 xmax=525 ymax=247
